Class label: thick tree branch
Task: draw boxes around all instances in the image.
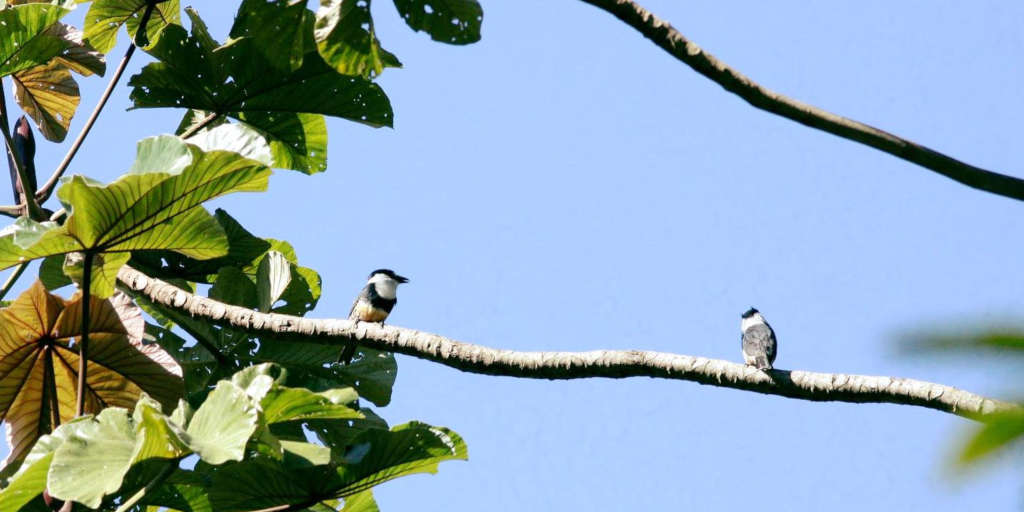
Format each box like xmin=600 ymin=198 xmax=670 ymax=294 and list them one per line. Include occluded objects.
xmin=117 ymin=265 xmax=1014 ymax=421
xmin=577 ymin=0 xmax=1024 ymax=201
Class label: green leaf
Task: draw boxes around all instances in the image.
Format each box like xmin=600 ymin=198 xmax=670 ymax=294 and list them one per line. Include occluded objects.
xmin=49 ymin=22 xmax=106 ymax=77
xmin=129 ymin=21 xmax=393 ymax=128
xmin=38 ymin=254 xmax=72 ymax=290
xmin=392 ymin=0 xmax=482 ymax=45
xmin=260 ymin=386 xmax=361 ymax=424
xmin=48 ymin=408 xmax=138 ymax=508
xmin=62 ymin=251 xmax=131 ymax=299
xmin=182 ymin=110 xmax=328 ymax=175
xmin=257 ymin=250 xmax=291 ymax=312
xmin=209 ymin=266 xmax=258 ymax=308
xmin=128 ymin=208 xmax=271 ymax=284
xmin=84 ymin=0 xmax=181 ymax=53
xmin=230 ymin=0 xmax=314 ymax=73
xmin=315 ymin=0 xmax=401 ymax=79
xmin=341 ymin=490 xmax=378 ymax=512
xmin=186 ymin=122 xmax=274 ymax=167
xmin=0 ymin=2 xmax=70 ymax=77
xmin=0 ymin=452 xmax=53 ymax=512
xmin=208 ymin=422 xmax=466 ymax=510
xmin=958 ymin=407 xmax=1024 ymax=466
xmin=185 ymin=380 xmax=260 ymax=464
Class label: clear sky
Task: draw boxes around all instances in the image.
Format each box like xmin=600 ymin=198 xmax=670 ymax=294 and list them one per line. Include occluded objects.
xmin=3 ymin=1 xmax=1024 ymax=510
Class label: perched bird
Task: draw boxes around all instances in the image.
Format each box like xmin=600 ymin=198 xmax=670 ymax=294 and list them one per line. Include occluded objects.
xmin=741 ymin=307 xmax=777 ymax=370
xmin=338 ymin=269 xmax=409 ymax=364
xmin=6 ymin=116 xmax=37 ymax=205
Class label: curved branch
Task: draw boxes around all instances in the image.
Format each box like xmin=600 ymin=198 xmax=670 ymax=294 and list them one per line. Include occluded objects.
xmin=577 ymin=0 xmax=1024 ymax=201
xmin=116 ymin=265 xmax=1014 ymax=421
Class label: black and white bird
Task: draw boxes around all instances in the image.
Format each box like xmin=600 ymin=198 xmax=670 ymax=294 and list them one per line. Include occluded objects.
xmin=741 ymin=307 xmax=777 ymax=370
xmin=338 ymin=269 xmax=408 ymax=364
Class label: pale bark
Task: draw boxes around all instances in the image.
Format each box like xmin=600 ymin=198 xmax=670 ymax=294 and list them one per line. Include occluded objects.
xmin=117 ymin=265 xmax=1013 ymax=421
xmin=576 ymin=0 xmax=1024 ymax=201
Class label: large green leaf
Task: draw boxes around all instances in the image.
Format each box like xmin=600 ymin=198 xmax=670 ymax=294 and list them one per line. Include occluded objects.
xmin=129 ymin=18 xmax=393 ymax=128
xmin=208 ymin=422 xmax=466 ymax=511
xmin=0 ymin=137 xmax=270 ymax=294
xmin=181 ymin=110 xmax=329 ymax=175
xmin=392 ymin=0 xmax=482 ymax=45
xmin=0 ymin=2 xmax=69 ymax=77
xmin=185 ymin=380 xmax=260 ymax=464
xmin=48 ymin=408 xmax=138 ymax=508
xmin=315 ymin=0 xmax=401 ymax=79
xmin=84 ymin=0 xmax=181 ymax=53
xmin=129 ymin=208 xmax=271 ymax=284
xmin=230 ymin=0 xmax=314 ymax=73
xmin=0 ymin=283 xmax=182 ymax=476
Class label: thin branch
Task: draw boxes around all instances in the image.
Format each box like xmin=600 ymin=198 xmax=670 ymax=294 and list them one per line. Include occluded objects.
xmin=36 ymin=45 xmax=137 ymax=203
xmin=115 ymin=459 xmax=179 ymax=512
xmin=0 ymin=262 xmax=29 ymax=302
xmin=576 ymin=0 xmax=1024 ymax=201
xmin=76 ymin=252 xmax=95 ymax=417
xmin=178 ymin=112 xmax=221 ymax=139
xmin=0 ymin=81 xmax=44 ymax=219
xmin=117 ymin=265 xmax=1015 ymax=421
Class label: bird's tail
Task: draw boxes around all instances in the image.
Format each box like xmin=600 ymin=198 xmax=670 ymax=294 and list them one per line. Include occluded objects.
xmin=756 ymin=356 xmax=772 ymax=371
xmin=337 ymin=342 xmax=358 ymax=364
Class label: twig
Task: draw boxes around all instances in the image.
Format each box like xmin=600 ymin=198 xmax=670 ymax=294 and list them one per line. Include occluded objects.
xmin=75 ymin=251 xmax=95 ymax=416
xmin=0 ymin=262 xmax=29 ymax=302
xmin=115 ymin=459 xmax=179 ymax=512
xmin=576 ymin=0 xmax=1024 ymax=201
xmin=36 ymin=43 xmax=137 ymax=203
xmin=117 ymin=265 xmax=1016 ymax=421
xmin=179 ymin=112 xmax=222 ymax=139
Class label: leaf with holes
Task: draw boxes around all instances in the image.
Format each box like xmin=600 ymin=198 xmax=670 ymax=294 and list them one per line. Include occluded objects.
xmin=129 ymin=16 xmax=393 ymax=128
xmin=12 ymin=59 xmax=79 ymax=142
xmin=0 ymin=2 xmax=70 ymax=77
xmin=0 ymin=282 xmax=182 ymax=477
xmin=230 ymin=0 xmax=314 ymax=73
xmin=84 ymin=0 xmax=181 ymax=53
xmin=315 ymin=0 xmax=402 ymax=79
xmin=392 ymin=0 xmax=482 ymax=45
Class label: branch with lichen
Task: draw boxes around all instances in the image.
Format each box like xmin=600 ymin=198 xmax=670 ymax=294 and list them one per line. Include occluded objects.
xmin=116 ymin=265 xmax=1014 ymax=421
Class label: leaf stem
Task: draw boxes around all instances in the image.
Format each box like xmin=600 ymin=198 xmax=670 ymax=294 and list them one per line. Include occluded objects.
xmin=0 ymin=261 xmax=29 ymax=302
xmin=115 ymin=459 xmax=179 ymax=512
xmin=75 ymin=251 xmax=95 ymax=417
xmin=179 ymin=112 xmax=222 ymax=139
xmin=36 ymin=42 xmax=138 ymax=204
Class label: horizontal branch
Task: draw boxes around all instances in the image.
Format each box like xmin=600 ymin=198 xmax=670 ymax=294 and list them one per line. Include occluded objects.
xmin=117 ymin=265 xmax=1014 ymax=421
xmin=577 ymin=0 xmax=1024 ymax=202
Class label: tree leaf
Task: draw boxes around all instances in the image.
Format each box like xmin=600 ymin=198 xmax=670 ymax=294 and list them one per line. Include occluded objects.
xmin=315 ymin=0 xmax=401 ymax=79
xmin=257 ymin=251 xmax=291 ymax=312
xmin=84 ymin=0 xmax=181 ymax=53
xmin=0 ymin=2 xmax=70 ymax=77
xmin=182 ymin=110 xmax=328 ymax=175
xmin=48 ymin=408 xmax=138 ymax=508
xmin=341 ymin=490 xmax=378 ymax=512
xmin=260 ymin=385 xmax=361 ymax=424
xmin=209 ymin=265 xmax=258 ymax=309
xmin=48 ymin=22 xmax=106 ymax=77
xmin=230 ymin=0 xmax=313 ymax=73
xmin=186 ymin=122 xmax=274 ymax=167
xmin=957 ymin=407 xmax=1024 ymax=466
xmin=208 ymin=422 xmax=466 ymax=510
xmin=12 ymin=57 xmax=80 ymax=143
xmin=129 ymin=208 xmax=271 ymax=284
xmin=0 ymin=283 xmax=182 ymax=475
xmin=129 ymin=20 xmax=393 ymax=128
xmin=392 ymin=0 xmax=482 ymax=45
xmin=185 ymin=380 xmax=260 ymax=464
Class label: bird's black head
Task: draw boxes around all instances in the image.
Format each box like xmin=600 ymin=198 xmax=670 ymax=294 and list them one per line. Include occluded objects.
xmin=369 ymin=269 xmax=409 ymax=283
xmin=741 ymin=307 xmax=759 ymax=319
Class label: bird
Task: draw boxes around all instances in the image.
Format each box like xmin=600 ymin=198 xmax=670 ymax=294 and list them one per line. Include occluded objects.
xmin=741 ymin=307 xmax=777 ymax=370
xmin=338 ymin=269 xmax=409 ymax=364
xmin=7 ymin=116 xmax=37 ymax=206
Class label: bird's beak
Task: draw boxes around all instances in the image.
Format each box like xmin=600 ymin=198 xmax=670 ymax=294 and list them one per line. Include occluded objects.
xmin=396 ymin=275 xmax=409 ymax=284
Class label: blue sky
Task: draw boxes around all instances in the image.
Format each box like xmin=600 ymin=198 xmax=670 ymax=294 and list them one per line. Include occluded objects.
xmin=3 ymin=0 xmax=1024 ymax=510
